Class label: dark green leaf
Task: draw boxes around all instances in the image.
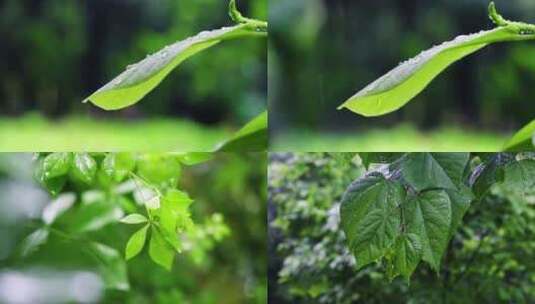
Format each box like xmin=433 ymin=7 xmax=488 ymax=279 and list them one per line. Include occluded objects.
xmin=446 ymin=185 xmax=473 ymax=239
xmin=404 ymin=190 xmax=452 ymax=272
xmin=393 ymin=233 xmax=422 ymax=280
xmin=340 ymin=173 xmax=403 ymax=269
xmin=502 ymin=159 xmax=535 ymax=193
xmin=402 ymin=153 xmax=468 ymax=191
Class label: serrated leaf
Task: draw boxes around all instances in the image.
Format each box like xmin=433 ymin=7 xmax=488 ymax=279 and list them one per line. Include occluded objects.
xmin=446 ymin=185 xmax=473 ymax=239
xmin=217 ymin=111 xmax=267 ymax=152
xmin=89 ymin=242 xmax=129 ymax=291
xmin=19 ymin=228 xmax=49 ymax=257
xmin=42 ymin=193 xmax=76 ymax=225
xmin=84 ymin=24 xmax=263 ymax=110
xmin=404 ymin=190 xmax=452 ymax=272
xmin=149 ymin=226 xmax=175 ymax=271
xmin=502 ymin=159 xmax=535 ymax=193
xmin=71 ymin=153 xmax=97 ymax=184
xmin=125 ymin=224 xmax=149 ymax=260
xmin=402 ymin=153 xmax=468 ymax=191
xmin=340 ymin=173 xmax=403 ymax=269
xmin=503 ymin=119 xmax=535 ymax=151
xmin=393 ymin=233 xmax=422 ymax=280
xmin=120 ymin=213 xmax=148 ymax=225
xmin=176 ymin=152 xmax=214 ymax=166
xmin=338 ymin=26 xmax=535 ymax=116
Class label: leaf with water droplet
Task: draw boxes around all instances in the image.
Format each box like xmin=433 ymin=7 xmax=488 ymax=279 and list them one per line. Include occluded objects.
xmin=339 ymin=26 xmax=535 ymax=116
xmin=84 ymin=24 xmax=264 ymax=110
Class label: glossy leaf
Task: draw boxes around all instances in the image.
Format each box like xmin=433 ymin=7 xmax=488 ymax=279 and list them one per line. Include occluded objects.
xmin=339 ymin=26 xmax=535 ymax=116
xmin=404 ymin=190 xmax=452 ymax=272
xmin=217 ymin=110 xmax=268 ymax=152
xmin=503 ymin=119 xmax=535 ymax=151
xmin=125 ymin=224 xmax=149 ymax=260
xmin=90 ymin=242 xmax=129 ymax=291
xmin=71 ymin=153 xmax=97 ymax=184
xmin=149 ymin=226 xmax=175 ymax=271
xmin=84 ymin=24 xmax=263 ymax=110
xmin=340 ymin=173 xmax=403 ymax=269
xmin=103 ymin=153 xmax=137 ymax=182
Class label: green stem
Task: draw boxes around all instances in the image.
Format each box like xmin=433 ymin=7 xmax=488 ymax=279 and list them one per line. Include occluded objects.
xmin=229 ymin=0 xmax=268 ymax=32
xmin=489 ymin=2 xmax=535 ymax=34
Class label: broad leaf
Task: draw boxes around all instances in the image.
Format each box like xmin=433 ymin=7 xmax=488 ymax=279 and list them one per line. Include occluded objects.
xmin=125 ymin=224 xmax=149 ymax=260
xmin=340 ymin=173 xmax=403 ymax=269
xmin=217 ymin=110 xmax=268 ymax=152
xmin=84 ymin=24 xmax=264 ymax=110
xmin=503 ymin=119 xmax=535 ymax=151
xmin=402 ymin=153 xmax=468 ymax=191
xmin=19 ymin=228 xmax=49 ymax=257
xmin=446 ymin=185 xmax=473 ymax=239
xmin=404 ymin=190 xmax=452 ymax=272
xmin=149 ymin=226 xmax=175 ymax=271
xmin=120 ymin=213 xmax=148 ymax=225
xmin=392 ymin=233 xmax=422 ymax=280
xmin=472 ymin=154 xmax=513 ymax=198
xmin=338 ymin=27 xmax=535 ymax=116
xmin=502 ymin=159 xmax=535 ymax=193
xmin=70 ymin=153 xmax=97 ymax=184
xmin=89 ymin=242 xmax=129 ymax=291
xmin=103 ymin=153 xmax=137 ymax=182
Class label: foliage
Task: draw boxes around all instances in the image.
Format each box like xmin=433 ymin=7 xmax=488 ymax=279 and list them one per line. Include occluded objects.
xmin=269 ymin=153 xmax=535 ymax=303
xmin=25 ymin=152 xmax=229 ymax=290
xmin=218 ymin=110 xmax=268 ymax=151
xmin=504 ymin=119 xmax=535 ymax=151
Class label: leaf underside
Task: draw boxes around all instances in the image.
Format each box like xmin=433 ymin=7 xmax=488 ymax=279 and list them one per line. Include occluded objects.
xmin=84 ymin=24 xmax=259 ymax=110
xmin=338 ymin=27 xmax=530 ymax=116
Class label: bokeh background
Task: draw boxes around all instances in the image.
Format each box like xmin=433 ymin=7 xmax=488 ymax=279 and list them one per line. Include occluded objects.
xmin=268 ymin=153 xmax=535 ymax=303
xmin=269 ymin=0 xmax=535 ymax=151
xmin=0 ymin=153 xmax=267 ymax=303
xmin=0 ymin=0 xmax=266 ymax=150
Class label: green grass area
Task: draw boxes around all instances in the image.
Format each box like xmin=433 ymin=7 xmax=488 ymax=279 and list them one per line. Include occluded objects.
xmin=0 ymin=114 xmax=231 ymax=151
xmin=272 ymin=124 xmax=510 ymax=152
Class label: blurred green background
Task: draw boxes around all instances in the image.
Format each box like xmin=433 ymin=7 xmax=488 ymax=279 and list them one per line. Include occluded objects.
xmin=0 ymin=0 xmax=266 ymax=151
xmin=269 ymin=0 xmax=535 ymax=151
xmin=269 ymin=153 xmax=535 ymax=303
xmin=0 ymin=153 xmax=267 ymax=303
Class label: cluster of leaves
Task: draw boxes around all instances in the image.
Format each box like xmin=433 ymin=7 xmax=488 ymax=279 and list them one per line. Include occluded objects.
xmin=269 ymin=153 xmax=535 ymax=303
xmin=340 ymin=152 xmax=535 ymax=281
xmin=25 ymin=152 xmax=229 ymax=290
xmin=338 ymin=2 xmax=535 ymax=150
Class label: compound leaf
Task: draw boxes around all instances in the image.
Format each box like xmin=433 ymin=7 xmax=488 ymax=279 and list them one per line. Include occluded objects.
xmin=340 ymin=173 xmax=403 ymax=269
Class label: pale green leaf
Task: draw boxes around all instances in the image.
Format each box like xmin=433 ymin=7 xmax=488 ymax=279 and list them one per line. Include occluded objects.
xmin=503 ymin=119 xmax=535 ymax=151
xmin=338 ymin=27 xmax=535 ymax=116
xmin=125 ymin=224 xmax=149 ymax=260
xmin=42 ymin=193 xmax=76 ymax=225
xmin=70 ymin=153 xmax=97 ymax=184
xmin=89 ymin=242 xmax=129 ymax=291
xmin=340 ymin=173 xmax=403 ymax=269
xmin=176 ymin=152 xmax=214 ymax=166
xmin=19 ymin=228 xmax=49 ymax=257
xmin=405 ymin=190 xmax=452 ymax=272
xmin=102 ymin=153 xmax=137 ymax=182
xmin=42 ymin=153 xmax=73 ymax=179
xmin=217 ymin=110 xmax=268 ymax=152
xmin=120 ymin=213 xmax=148 ymax=225
xmin=149 ymin=227 xmax=175 ymax=271
xmin=67 ymin=202 xmax=123 ymax=233
xmin=84 ymin=24 xmax=263 ymax=110
xmin=137 ymin=154 xmax=181 ymax=186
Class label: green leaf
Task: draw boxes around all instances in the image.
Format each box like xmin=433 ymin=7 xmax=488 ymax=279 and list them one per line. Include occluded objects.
xmin=340 ymin=173 xmax=403 ymax=269
xmin=40 ymin=153 xmax=73 ymax=179
xmin=120 ymin=213 xmax=148 ymax=225
xmin=89 ymin=242 xmax=129 ymax=291
xmin=71 ymin=153 xmax=97 ymax=184
xmin=102 ymin=153 xmax=137 ymax=182
xmin=125 ymin=224 xmax=149 ymax=260
xmin=446 ymin=185 xmax=473 ymax=239
xmin=84 ymin=24 xmax=264 ymax=110
xmin=503 ymin=119 xmax=535 ymax=151
xmin=359 ymin=153 xmax=403 ymax=169
xmin=34 ymin=159 xmax=67 ymax=196
xmin=338 ymin=22 xmax=535 ymax=116
xmin=176 ymin=152 xmax=214 ymax=166
xmin=217 ymin=110 xmax=268 ymax=152
xmin=402 ymin=153 xmax=468 ymax=191
xmin=19 ymin=228 xmax=49 ymax=257
xmin=67 ymin=202 xmax=123 ymax=233
xmin=42 ymin=193 xmax=76 ymax=225
xmin=137 ymin=154 xmax=181 ymax=186
xmin=502 ymin=159 xmax=535 ymax=193
xmin=392 ymin=233 xmax=422 ymax=281
xmin=149 ymin=226 xmax=175 ymax=271
xmin=472 ymin=154 xmax=512 ymax=198
xmin=404 ymin=190 xmax=452 ymax=272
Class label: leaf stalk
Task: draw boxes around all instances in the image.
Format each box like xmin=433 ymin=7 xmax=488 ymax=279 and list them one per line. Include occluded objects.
xmin=229 ymin=0 xmax=268 ymax=32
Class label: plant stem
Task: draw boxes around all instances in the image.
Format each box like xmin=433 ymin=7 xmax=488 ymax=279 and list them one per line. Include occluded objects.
xmin=228 ymin=0 xmax=268 ymax=32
